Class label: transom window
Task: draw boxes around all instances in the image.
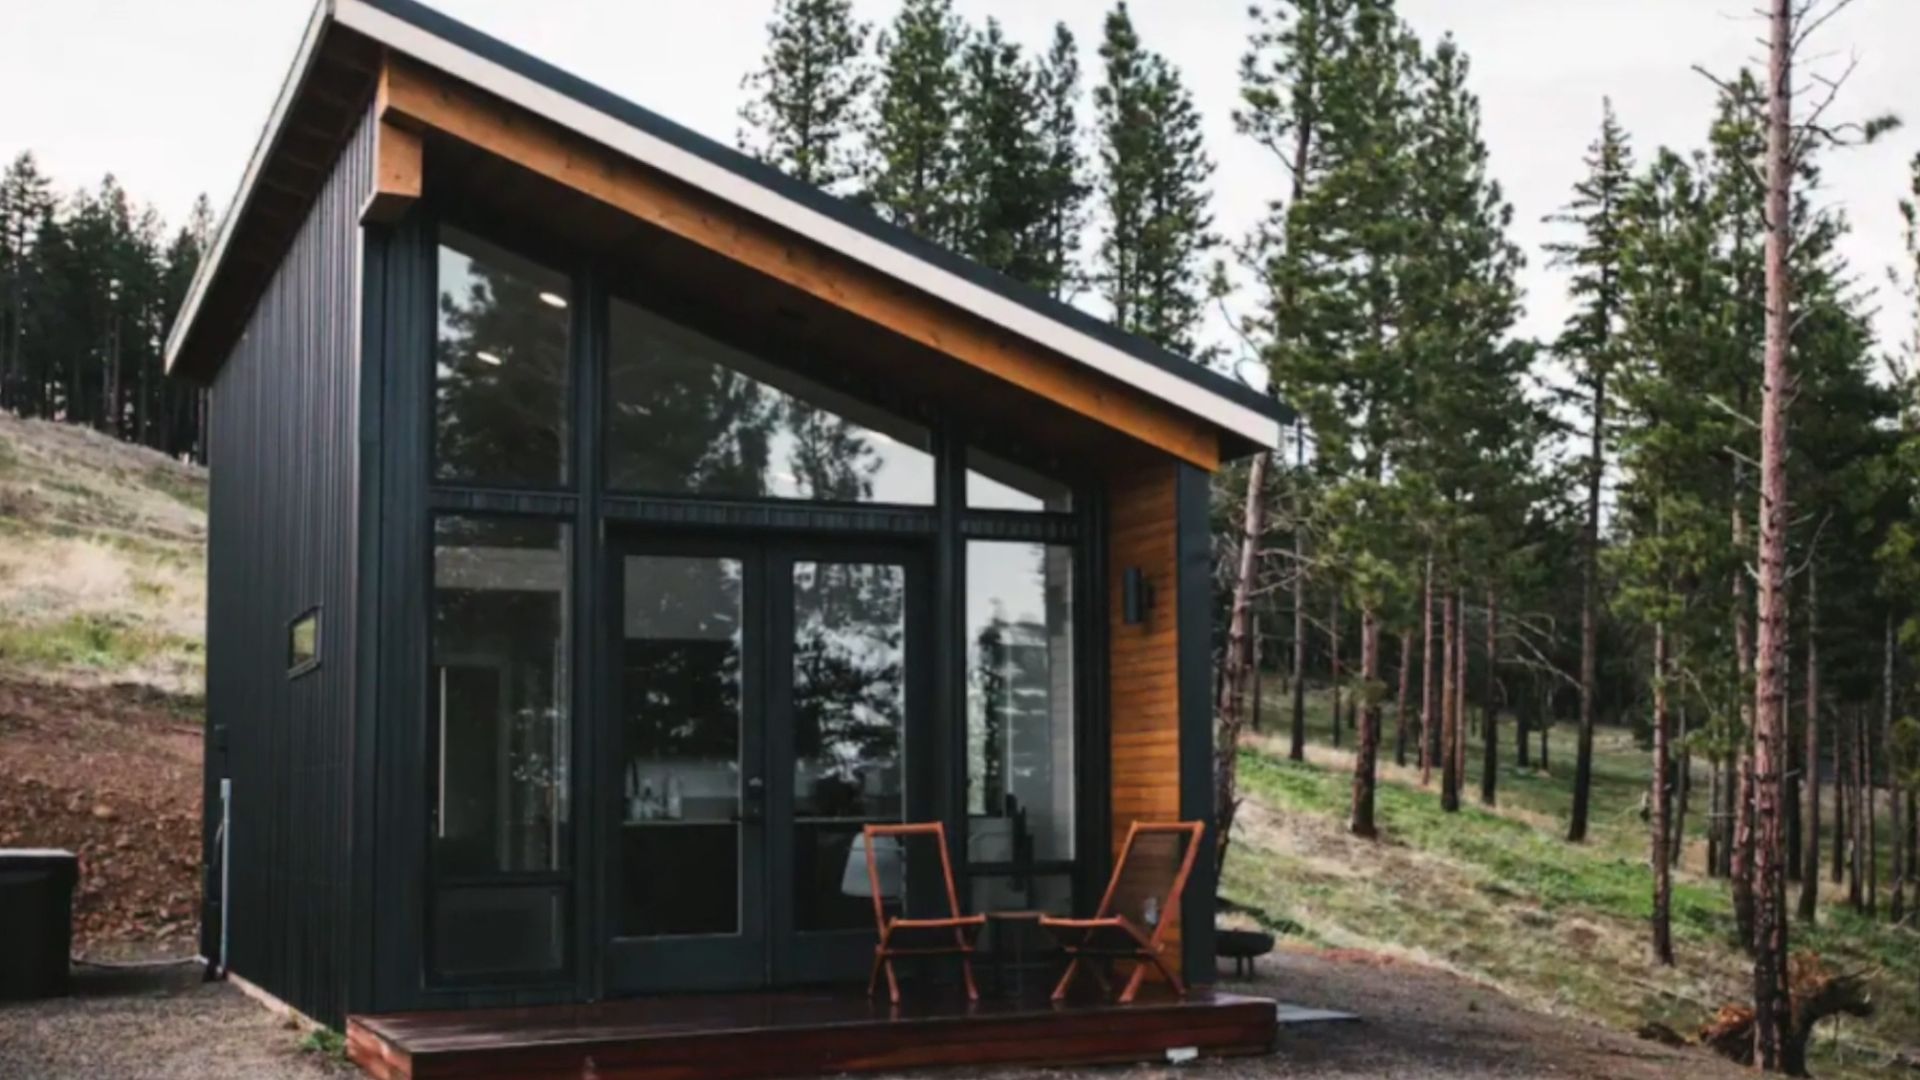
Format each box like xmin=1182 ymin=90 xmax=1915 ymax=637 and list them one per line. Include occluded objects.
xmin=605 ymin=295 xmax=935 ymax=505
xmin=435 ymin=228 xmax=573 ymax=488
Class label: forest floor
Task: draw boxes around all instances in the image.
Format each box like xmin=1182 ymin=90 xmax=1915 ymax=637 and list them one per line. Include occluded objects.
xmin=1227 ymin=689 xmax=1920 ymax=1080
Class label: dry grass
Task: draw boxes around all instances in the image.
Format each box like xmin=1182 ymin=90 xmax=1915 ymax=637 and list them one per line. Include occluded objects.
xmin=0 ymin=416 xmax=205 ymax=695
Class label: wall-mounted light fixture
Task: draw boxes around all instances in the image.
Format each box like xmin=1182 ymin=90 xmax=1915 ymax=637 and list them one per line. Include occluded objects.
xmin=1122 ymin=566 xmax=1154 ymax=625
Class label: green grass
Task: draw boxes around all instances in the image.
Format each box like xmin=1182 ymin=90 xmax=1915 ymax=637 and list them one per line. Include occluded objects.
xmin=0 ymin=612 xmax=198 ymax=672
xmin=1230 ymin=683 xmax=1919 ymax=1078
xmin=142 ymin=464 xmax=207 ymax=513
xmin=296 ymin=1027 xmax=347 ymax=1061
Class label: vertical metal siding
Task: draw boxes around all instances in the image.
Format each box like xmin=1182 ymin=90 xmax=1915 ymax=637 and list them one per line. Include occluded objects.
xmin=202 ymin=104 xmax=374 ymax=1030
xmin=1174 ymin=463 xmax=1218 ymax=981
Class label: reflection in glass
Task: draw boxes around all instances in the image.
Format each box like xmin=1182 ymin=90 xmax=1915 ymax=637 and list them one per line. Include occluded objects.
xmin=435 ymin=228 xmax=572 ymax=487
xmin=966 ymin=448 xmax=1073 ymax=512
xmin=791 ymin=560 xmax=906 ymax=931
xmin=431 ymin=516 xmax=571 ymax=876
xmin=966 ymin=543 xmax=1074 ymax=863
xmin=619 ymin=555 xmax=744 ymax=938
xmin=606 ymin=297 xmax=934 ymax=504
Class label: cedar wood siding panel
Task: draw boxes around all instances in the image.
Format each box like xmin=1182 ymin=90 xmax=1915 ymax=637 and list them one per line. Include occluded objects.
xmin=1107 ymin=462 xmax=1192 ymax=978
xmin=202 ymin=104 xmax=374 ymax=1030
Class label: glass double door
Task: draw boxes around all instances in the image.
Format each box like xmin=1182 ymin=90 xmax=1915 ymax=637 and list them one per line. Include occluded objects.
xmin=606 ymin=535 xmax=929 ymax=992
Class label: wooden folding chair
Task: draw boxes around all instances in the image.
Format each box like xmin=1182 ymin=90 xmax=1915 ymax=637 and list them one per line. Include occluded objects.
xmin=1039 ymin=820 xmax=1204 ymax=1004
xmin=862 ymin=822 xmax=986 ymax=1005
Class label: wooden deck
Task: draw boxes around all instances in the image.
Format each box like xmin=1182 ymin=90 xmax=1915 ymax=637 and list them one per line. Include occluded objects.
xmin=346 ymin=987 xmax=1277 ymax=1080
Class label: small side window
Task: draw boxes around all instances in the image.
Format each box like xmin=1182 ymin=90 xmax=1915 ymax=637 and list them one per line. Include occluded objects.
xmin=288 ymin=607 xmax=321 ymax=678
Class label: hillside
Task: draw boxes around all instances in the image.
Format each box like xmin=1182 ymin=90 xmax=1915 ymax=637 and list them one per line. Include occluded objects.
xmin=0 ymin=415 xmax=206 ymax=950
xmin=0 ymin=414 xmax=207 ymax=695
xmin=1226 ymin=692 xmax=1919 ymax=1080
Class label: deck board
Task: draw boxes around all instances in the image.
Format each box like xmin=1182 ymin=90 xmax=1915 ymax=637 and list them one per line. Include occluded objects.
xmin=347 ymin=988 xmax=1276 ymax=1079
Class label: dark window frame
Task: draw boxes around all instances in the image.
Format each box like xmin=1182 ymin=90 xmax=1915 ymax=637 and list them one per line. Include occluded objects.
xmin=412 ymin=214 xmax=1103 ymax=994
xmin=430 ymin=220 xmax=581 ymax=495
xmin=423 ymin=506 xmax=580 ymax=989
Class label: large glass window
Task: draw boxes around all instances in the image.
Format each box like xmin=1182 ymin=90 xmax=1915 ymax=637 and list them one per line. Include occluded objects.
xmin=966 ymin=448 xmax=1073 ymax=512
xmin=791 ymin=559 xmax=907 ymax=931
xmin=605 ymin=296 xmax=934 ymax=504
xmin=435 ymin=228 xmax=572 ymax=487
xmin=965 ymin=542 xmax=1074 ymax=866
xmin=431 ymin=516 xmax=572 ymax=877
xmin=618 ymin=554 xmax=745 ymax=938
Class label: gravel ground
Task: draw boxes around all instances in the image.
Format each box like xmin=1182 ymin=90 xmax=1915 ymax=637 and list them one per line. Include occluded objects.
xmin=0 ymin=961 xmax=349 ymax=1079
xmin=0 ymin=945 xmax=1748 ymax=1080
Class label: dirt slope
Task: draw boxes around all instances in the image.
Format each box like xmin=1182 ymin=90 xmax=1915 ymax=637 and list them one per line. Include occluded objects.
xmin=0 ymin=415 xmax=206 ymax=952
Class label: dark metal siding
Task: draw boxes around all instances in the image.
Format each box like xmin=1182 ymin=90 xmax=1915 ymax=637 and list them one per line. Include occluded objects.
xmin=1175 ymin=463 xmax=1217 ymax=981
xmin=202 ymin=105 xmax=374 ymax=1030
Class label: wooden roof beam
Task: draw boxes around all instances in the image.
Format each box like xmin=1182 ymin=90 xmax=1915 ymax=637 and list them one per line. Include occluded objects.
xmin=376 ymin=54 xmax=1220 ymax=470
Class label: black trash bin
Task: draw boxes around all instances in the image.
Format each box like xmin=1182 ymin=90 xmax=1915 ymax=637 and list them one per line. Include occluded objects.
xmin=0 ymin=848 xmax=78 ymax=1000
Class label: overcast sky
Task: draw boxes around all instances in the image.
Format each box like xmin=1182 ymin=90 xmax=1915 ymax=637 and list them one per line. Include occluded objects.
xmin=4 ymin=0 xmax=1917 ymax=367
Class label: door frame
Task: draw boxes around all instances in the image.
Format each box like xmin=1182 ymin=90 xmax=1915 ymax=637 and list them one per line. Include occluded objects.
xmin=601 ymin=535 xmax=769 ymax=993
xmin=600 ymin=527 xmax=935 ymax=995
xmin=765 ymin=539 xmax=935 ymax=985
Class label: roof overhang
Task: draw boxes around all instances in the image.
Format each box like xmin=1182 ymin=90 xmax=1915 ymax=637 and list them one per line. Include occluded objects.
xmin=166 ymin=0 xmax=1288 ymax=457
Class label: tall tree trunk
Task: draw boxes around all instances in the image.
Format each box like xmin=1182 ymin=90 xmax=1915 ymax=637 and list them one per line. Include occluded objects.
xmin=1481 ymin=587 xmax=1500 ymax=806
xmin=1540 ymin=686 xmax=1550 ymax=771
xmin=1352 ymin=606 xmax=1381 ymax=838
xmin=1421 ymin=554 xmax=1437 ymax=784
xmin=1441 ymin=586 xmax=1460 ymax=813
xmin=1215 ymin=448 xmax=1269 ymax=868
xmin=1652 ymin=619 xmax=1674 ymax=965
xmin=1217 ymin=452 xmax=1268 ymax=736
xmin=1394 ymin=629 xmax=1413 ymax=768
xmin=1798 ymin=564 xmax=1820 ymax=923
xmin=1289 ymin=429 xmax=1309 ymax=761
xmin=1850 ymin=706 xmax=1866 ymax=910
xmin=1330 ymin=591 xmax=1343 ymax=749
xmin=1251 ymin=620 xmax=1265 ymax=733
xmin=1674 ymin=710 xmax=1692 ymax=868
xmin=1872 ymin=613 xmax=1892 ymax=916
xmin=1733 ymin=525 xmax=1757 ymax=942
xmin=1893 ymin=780 xmax=1907 ymax=924
xmin=1750 ymin=0 xmax=1794 ymax=1061
xmin=1833 ymin=707 xmax=1849 ymax=885
xmin=1515 ymin=679 xmax=1531 ymax=769
xmin=1710 ymin=761 xmax=1725 ymax=879
xmin=1572 ymin=362 xmax=1605 ymax=844
xmin=1454 ymin=588 xmax=1469 ymax=802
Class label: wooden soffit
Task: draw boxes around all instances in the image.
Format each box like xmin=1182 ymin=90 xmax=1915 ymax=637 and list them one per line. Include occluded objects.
xmin=374 ymin=54 xmax=1222 ymax=471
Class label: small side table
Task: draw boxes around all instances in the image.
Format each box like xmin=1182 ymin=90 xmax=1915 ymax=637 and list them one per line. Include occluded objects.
xmin=985 ymin=910 xmax=1050 ymax=999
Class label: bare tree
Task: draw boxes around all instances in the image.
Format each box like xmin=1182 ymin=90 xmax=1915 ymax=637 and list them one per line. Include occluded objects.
xmin=1745 ymin=0 xmax=1794 ymax=1065
xmin=1652 ymin=619 xmax=1675 ymax=965
xmin=1797 ymin=562 xmax=1821 ymax=923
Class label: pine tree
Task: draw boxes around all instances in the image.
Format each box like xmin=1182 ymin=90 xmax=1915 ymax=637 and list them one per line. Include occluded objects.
xmin=1610 ymin=146 xmax=1729 ymax=965
xmin=1031 ymin=24 xmax=1088 ymax=299
xmin=738 ymin=0 xmax=871 ymax=192
xmin=1093 ymin=2 xmax=1216 ymax=356
xmin=1218 ymin=0 xmax=1357 ymax=850
xmin=1546 ymin=101 xmax=1632 ymax=844
xmin=1 ymin=153 xmax=55 ymax=414
xmin=866 ymin=0 xmax=965 ymax=244
xmin=952 ymin=21 xmax=1047 ymax=281
xmin=1398 ymin=34 xmax=1533 ymax=813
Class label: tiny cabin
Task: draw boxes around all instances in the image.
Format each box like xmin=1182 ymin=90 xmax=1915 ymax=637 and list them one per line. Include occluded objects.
xmin=170 ymin=0 xmax=1286 ymax=1074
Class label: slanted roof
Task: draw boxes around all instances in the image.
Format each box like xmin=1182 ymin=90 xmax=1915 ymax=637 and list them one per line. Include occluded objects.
xmin=167 ymin=0 xmax=1287 ymax=454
